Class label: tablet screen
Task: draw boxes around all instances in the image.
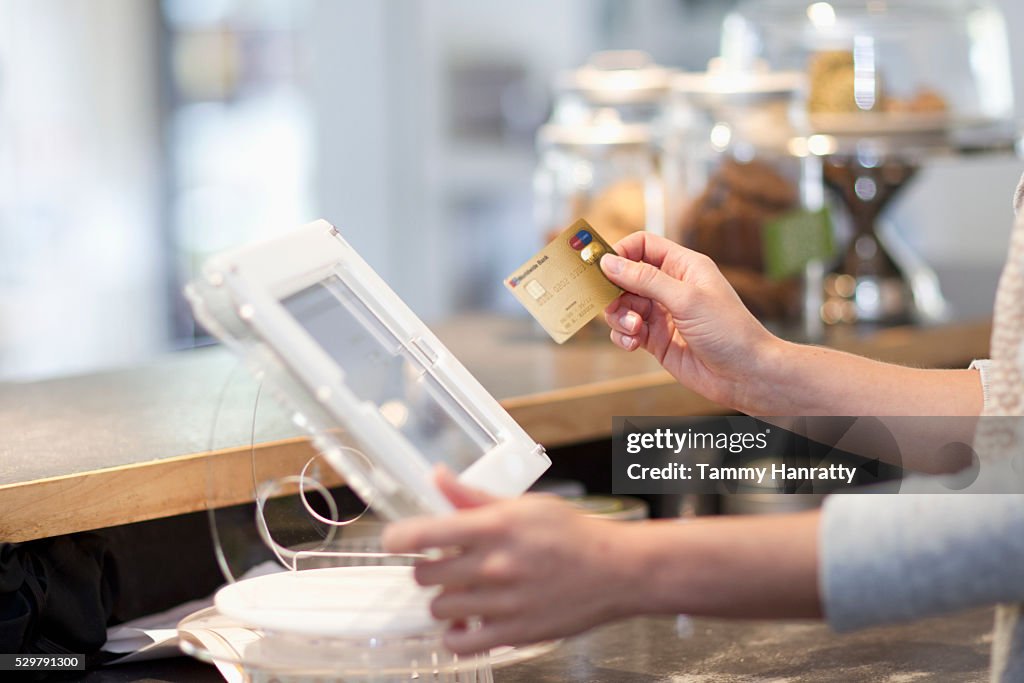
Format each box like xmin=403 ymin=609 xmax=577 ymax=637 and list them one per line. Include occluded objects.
xmin=282 ymin=275 xmax=495 ymax=474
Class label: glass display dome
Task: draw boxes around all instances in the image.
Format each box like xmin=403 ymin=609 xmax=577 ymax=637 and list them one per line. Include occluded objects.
xmin=534 ymin=109 xmax=663 ymax=247
xmin=712 ymin=0 xmax=1018 ymax=329
xmin=720 ymin=0 xmax=1015 ymax=137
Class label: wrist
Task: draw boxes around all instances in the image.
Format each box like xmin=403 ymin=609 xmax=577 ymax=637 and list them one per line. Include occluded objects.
xmin=597 ymin=522 xmax=658 ymax=620
xmin=732 ymin=337 xmax=805 ymax=415
xmin=600 ymin=522 xmax=678 ymax=619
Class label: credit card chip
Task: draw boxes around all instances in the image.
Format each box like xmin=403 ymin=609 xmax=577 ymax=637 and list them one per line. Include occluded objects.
xmin=525 ymin=279 xmax=547 ymax=300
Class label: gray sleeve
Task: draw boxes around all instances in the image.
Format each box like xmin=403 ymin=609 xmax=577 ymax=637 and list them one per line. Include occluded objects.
xmin=819 ymin=493 xmax=1024 ymax=632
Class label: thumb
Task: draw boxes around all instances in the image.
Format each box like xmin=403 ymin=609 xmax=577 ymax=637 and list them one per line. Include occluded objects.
xmin=434 ymin=465 xmax=499 ymax=509
xmin=601 ymin=253 xmax=685 ymax=314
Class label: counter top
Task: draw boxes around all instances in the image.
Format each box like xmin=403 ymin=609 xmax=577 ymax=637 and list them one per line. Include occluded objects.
xmin=0 ymin=315 xmax=993 ymax=542
xmin=77 ymin=609 xmax=995 ymax=682
xmin=498 ymin=610 xmax=994 ymax=682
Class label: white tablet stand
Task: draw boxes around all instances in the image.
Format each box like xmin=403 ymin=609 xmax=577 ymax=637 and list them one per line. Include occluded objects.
xmin=185 ymin=219 xmax=550 ymax=520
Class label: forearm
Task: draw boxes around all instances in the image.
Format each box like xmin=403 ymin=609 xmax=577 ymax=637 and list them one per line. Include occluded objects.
xmin=741 ymin=340 xmax=983 ymax=418
xmin=605 ymin=494 xmax=1024 ymax=629
xmin=732 ymin=341 xmax=985 ymax=473
xmin=611 ymin=511 xmax=822 ymax=620
xmin=822 ymin=494 xmax=1024 ymax=631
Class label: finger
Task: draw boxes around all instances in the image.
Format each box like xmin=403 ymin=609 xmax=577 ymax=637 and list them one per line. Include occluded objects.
xmin=414 ymin=551 xmax=486 ymax=588
xmin=610 ymin=328 xmax=643 ymax=352
xmin=434 ymin=465 xmax=500 ymax=509
xmin=382 ymin=511 xmax=492 ymax=554
xmin=609 ymin=231 xmax=689 ymax=270
xmin=606 ymin=308 xmax=642 ymax=336
xmin=604 ymin=291 xmax=650 ymax=317
xmin=444 ymin=618 xmax=531 ymax=655
xmin=605 ymin=294 xmax=654 ymax=335
xmin=617 ymin=292 xmax=656 ymax=319
xmin=605 ymin=233 xmax=715 ymax=289
xmin=601 ymin=253 xmax=692 ymax=316
xmin=644 ymin=309 xmax=683 ymax=359
xmin=430 ymin=587 xmax=521 ymax=621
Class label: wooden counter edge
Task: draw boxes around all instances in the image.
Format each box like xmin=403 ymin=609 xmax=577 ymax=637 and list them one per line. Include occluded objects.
xmin=0 ymin=374 xmax=713 ymax=542
xmin=0 ymin=437 xmax=327 ymax=543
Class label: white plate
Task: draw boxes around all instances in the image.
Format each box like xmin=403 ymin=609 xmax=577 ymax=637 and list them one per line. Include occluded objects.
xmin=214 ymin=565 xmax=440 ymax=638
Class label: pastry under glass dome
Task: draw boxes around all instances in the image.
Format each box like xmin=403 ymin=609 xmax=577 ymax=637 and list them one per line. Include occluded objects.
xmin=720 ymin=0 xmax=1015 ymax=140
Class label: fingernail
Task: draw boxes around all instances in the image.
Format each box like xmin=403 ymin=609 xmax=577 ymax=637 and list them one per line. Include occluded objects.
xmin=620 ymin=311 xmax=639 ymax=331
xmin=601 ymin=254 xmax=624 ymax=275
xmin=620 ymin=334 xmax=635 ymax=348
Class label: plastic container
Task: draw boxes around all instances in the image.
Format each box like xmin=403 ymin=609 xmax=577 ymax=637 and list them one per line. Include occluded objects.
xmin=179 ymin=563 xmax=493 ymax=683
xmin=178 ymin=528 xmax=559 ymax=682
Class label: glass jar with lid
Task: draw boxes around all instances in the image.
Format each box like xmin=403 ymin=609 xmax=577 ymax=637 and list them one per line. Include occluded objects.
xmin=551 ymin=50 xmax=676 ymax=126
xmin=664 ymin=59 xmax=822 ymax=328
xmin=534 ymin=51 xmax=674 ymax=247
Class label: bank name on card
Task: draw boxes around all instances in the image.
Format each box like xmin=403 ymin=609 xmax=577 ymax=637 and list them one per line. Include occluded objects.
xmin=504 ymin=219 xmax=623 ymax=344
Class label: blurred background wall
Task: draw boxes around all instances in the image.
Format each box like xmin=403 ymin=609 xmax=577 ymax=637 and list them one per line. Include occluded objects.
xmin=1 ymin=0 xmax=1022 ymax=380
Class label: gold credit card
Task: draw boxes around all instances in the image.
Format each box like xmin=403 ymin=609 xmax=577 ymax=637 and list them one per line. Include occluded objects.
xmin=504 ymin=219 xmax=623 ymax=344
